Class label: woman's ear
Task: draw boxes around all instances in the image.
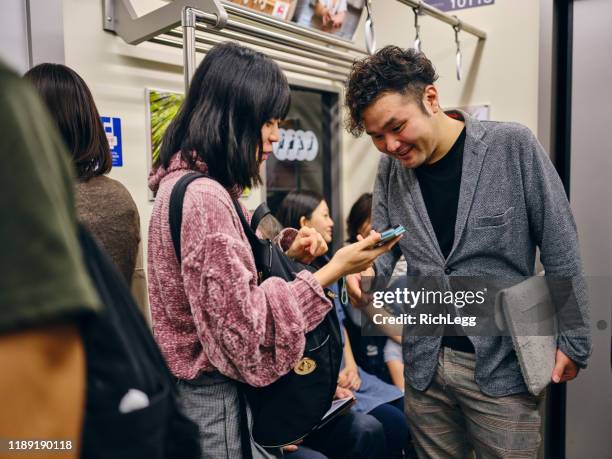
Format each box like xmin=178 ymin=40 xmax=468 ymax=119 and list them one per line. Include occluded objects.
xmin=299 ymin=216 xmax=308 ymax=228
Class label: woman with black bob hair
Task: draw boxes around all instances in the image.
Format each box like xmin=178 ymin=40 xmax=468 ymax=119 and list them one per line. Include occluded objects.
xmin=275 ymin=190 xmax=331 ymax=241
xmin=147 ymin=42 xmax=399 ymax=458
xmin=24 ymin=63 xmax=148 ymax=317
xmin=158 ymin=42 xmax=287 ymax=188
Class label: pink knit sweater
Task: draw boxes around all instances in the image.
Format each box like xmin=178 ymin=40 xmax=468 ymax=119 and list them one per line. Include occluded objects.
xmin=147 ymin=154 xmax=331 ymax=386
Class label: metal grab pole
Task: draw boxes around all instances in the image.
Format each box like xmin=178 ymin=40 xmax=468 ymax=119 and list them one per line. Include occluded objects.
xmin=152 ymin=35 xmax=350 ymax=82
xmin=182 ymin=7 xmax=199 ymax=92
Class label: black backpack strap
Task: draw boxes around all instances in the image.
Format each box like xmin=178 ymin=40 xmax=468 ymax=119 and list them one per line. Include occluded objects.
xmin=231 ymin=199 xmax=262 ymax=250
xmin=250 ymin=202 xmax=271 ymax=233
xmin=169 ymin=172 xmax=264 ymax=275
xmin=169 ymin=172 xmax=207 ymax=262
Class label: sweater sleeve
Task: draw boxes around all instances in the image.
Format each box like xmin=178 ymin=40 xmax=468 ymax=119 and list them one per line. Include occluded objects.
xmin=180 ymin=189 xmax=332 ymax=386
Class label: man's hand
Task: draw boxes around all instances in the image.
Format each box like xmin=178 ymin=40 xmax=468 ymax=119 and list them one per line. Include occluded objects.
xmin=346 ymin=267 xmax=374 ymax=309
xmin=285 ymin=226 xmax=327 ymax=264
xmin=338 ymin=365 xmax=361 ymax=391
xmin=552 ymin=349 xmax=580 ymax=383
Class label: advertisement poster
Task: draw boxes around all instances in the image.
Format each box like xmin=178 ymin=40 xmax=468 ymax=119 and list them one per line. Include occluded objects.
xmin=227 ymin=0 xmax=297 ymax=21
xmin=228 ymin=0 xmax=365 ymax=40
xmin=147 ymin=89 xmax=184 ymax=168
xmin=292 ymin=0 xmax=365 ymax=40
xmin=146 ymin=89 xmax=252 ymax=199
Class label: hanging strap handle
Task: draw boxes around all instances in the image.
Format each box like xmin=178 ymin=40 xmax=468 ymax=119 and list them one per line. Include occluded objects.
xmin=413 ymin=1 xmax=422 ymax=52
xmin=453 ymin=18 xmax=463 ymax=81
xmin=364 ymin=0 xmax=376 ymax=55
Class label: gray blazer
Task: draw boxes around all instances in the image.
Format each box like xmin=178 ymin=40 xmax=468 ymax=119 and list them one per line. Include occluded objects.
xmin=372 ymin=111 xmax=592 ymax=396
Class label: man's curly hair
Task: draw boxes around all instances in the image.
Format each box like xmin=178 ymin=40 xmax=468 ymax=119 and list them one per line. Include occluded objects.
xmin=345 ymin=46 xmax=438 ymax=137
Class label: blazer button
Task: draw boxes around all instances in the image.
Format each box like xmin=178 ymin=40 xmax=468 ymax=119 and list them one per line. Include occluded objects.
xmin=444 ymin=267 xmax=452 ymax=275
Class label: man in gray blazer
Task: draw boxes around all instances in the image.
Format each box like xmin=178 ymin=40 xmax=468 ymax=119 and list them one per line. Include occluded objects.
xmin=344 ymin=46 xmax=591 ymax=458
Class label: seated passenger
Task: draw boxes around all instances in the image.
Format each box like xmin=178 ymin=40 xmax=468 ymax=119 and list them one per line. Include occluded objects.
xmin=277 ymin=190 xmax=411 ymax=458
xmin=24 ymin=63 xmax=149 ymax=320
xmin=146 ymin=42 xmax=398 ymax=458
xmin=345 ymin=193 xmax=405 ymax=387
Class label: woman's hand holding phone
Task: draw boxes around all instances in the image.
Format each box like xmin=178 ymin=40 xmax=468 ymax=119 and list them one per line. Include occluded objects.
xmin=313 ymin=230 xmax=402 ymax=287
xmin=345 ymin=228 xmax=404 ymax=308
xmin=373 ymin=225 xmax=406 ymax=247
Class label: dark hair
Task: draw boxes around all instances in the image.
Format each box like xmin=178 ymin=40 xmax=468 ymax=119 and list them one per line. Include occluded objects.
xmin=24 ymin=63 xmax=112 ymax=180
xmin=346 ymin=193 xmax=372 ymax=243
xmin=276 ymin=190 xmax=324 ymax=230
xmin=157 ymin=42 xmax=290 ymax=189
xmin=345 ymin=46 xmax=438 ymax=137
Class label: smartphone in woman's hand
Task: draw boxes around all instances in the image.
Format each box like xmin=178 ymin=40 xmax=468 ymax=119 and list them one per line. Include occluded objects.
xmin=373 ymin=225 xmax=406 ymax=248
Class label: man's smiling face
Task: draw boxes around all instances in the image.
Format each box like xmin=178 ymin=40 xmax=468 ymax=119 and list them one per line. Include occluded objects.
xmin=362 ymin=91 xmax=438 ymax=169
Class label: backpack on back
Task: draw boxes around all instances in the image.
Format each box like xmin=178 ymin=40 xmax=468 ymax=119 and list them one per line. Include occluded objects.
xmin=78 ymin=225 xmax=200 ymax=459
xmin=169 ymin=172 xmax=343 ymax=449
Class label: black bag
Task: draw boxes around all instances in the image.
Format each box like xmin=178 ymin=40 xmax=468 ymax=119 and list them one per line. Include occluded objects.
xmin=78 ymin=225 xmax=201 ymax=459
xmin=169 ymin=173 xmax=343 ymax=449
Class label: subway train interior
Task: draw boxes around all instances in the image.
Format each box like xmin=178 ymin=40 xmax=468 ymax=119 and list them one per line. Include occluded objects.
xmin=0 ymin=0 xmax=610 ymax=458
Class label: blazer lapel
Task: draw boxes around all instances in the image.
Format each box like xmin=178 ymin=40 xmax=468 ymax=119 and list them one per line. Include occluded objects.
xmin=447 ymin=112 xmax=489 ymax=261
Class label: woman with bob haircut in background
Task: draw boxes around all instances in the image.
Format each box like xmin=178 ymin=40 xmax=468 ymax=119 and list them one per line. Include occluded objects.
xmin=147 ymin=42 xmax=399 ymax=458
xmin=24 ymin=63 xmax=148 ymax=319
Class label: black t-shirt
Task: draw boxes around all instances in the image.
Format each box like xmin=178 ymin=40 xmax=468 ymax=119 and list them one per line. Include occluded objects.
xmin=415 ymin=128 xmax=466 ymax=258
xmin=415 ymin=128 xmax=475 ymax=353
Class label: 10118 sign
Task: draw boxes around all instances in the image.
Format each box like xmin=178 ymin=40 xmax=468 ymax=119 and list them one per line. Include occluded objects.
xmin=424 ymin=0 xmax=494 ymax=12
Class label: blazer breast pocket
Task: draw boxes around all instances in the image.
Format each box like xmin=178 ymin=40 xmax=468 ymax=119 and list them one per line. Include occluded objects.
xmin=474 ymin=206 xmax=515 ymax=229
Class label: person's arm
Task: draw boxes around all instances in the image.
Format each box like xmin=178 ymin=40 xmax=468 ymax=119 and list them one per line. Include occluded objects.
xmin=383 ymin=339 xmax=404 ymax=390
xmin=0 ymin=323 xmax=85 ymax=458
xmin=337 ymin=329 xmax=361 ymax=391
xmin=521 ymin=126 xmax=592 ymax=377
xmin=181 ymin=191 xmax=333 ymax=387
xmin=386 ymin=360 xmax=405 ymax=391
xmin=130 ymin=240 xmax=151 ymax=325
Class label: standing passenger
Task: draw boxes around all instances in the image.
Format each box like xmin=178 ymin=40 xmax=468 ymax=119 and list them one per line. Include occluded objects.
xmin=345 ymin=46 xmax=592 ymax=458
xmin=0 ymin=59 xmax=100 ymax=457
xmin=24 ymin=63 xmax=148 ymax=320
xmin=345 ymin=193 xmax=405 ymax=391
xmin=147 ymin=42 xmax=398 ymax=458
